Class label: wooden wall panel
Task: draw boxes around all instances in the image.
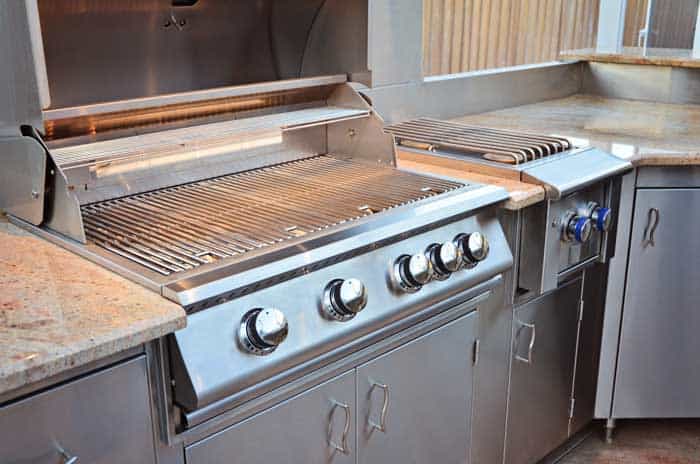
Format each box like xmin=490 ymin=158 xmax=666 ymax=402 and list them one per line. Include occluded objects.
xmin=424 ymin=0 xmax=600 ymax=76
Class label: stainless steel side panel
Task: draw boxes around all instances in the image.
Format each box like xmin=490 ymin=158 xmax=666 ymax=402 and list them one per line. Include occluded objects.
xmin=170 ymin=215 xmax=512 ymax=413
xmin=0 ymin=0 xmax=43 ymax=135
xmin=570 ymin=268 xmax=607 ymax=435
xmin=521 ymin=148 xmax=632 ymax=200
xmin=356 ymin=311 xmax=478 ymax=464
xmin=0 ymin=356 xmax=156 ymax=464
xmin=594 ymin=170 xmax=636 ymax=419
xmin=505 ymin=278 xmax=582 ymax=464
xmin=0 ymin=136 xmax=45 ymax=224
xmin=185 ymin=370 xmax=356 ymax=464
xmin=367 ymin=0 xmax=423 ymax=87
xmin=612 ymin=188 xmax=700 ymax=418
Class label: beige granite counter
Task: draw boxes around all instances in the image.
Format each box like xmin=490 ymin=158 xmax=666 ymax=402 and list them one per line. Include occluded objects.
xmin=454 ymin=94 xmax=700 ymax=167
xmin=398 ymin=151 xmax=545 ymax=210
xmin=0 ymin=215 xmax=186 ymax=396
xmin=561 ymin=47 xmax=700 ymax=69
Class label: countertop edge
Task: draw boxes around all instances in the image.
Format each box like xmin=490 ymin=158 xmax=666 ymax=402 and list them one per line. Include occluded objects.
xmin=0 ymin=312 xmax=186 ymax=397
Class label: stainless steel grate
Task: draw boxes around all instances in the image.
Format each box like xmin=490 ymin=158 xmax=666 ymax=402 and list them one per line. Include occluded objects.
xmin=81 ymin=155 xmax=463 ymax=276
xmin=384 ymin=118 xmax=572 ymax=165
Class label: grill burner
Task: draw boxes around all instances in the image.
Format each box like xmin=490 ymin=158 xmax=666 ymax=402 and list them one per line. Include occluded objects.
xmin=81 ymin=155 xmax=463 ymax=276
xmin=384 ymin=118 xmax=572 ymax=164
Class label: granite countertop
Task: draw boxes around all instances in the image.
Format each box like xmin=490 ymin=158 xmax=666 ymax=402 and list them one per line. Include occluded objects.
xmin=397 ymin=151 xmax=545 ymax=210
xmin=0 ymin=215 xmax=186 ymax=396
xmin=454 ymin=94 xmax=700 ymax=167
xmin=561 ymin=47 xmax=700 ymax=69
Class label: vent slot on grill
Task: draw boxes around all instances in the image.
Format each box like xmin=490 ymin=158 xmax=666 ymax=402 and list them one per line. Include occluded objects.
xmin=81 ymin=155 xmax=463 ymax=276
xmin=384 ymin=118 xmax=572 ymax=165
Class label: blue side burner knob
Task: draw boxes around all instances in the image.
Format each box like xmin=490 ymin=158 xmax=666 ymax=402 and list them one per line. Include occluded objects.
xmin=591 ymin=206 xmax=612 ymax=232
xmin=563 ymin=213 xmax=593 ymax=244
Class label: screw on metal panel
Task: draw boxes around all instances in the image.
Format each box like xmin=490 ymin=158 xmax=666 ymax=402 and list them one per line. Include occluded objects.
xmin=31 ymin=190 xmax=39 ymax=199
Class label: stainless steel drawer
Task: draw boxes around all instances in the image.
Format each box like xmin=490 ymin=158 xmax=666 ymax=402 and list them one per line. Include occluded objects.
xmin=0 ymin=356 xmax=156 ymax=464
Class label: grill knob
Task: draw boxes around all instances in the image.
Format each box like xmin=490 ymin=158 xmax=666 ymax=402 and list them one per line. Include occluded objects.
xmin=393 ymin=253 xmax=433 ymax=292
xmin=427 ymin=241 xmax=463 ymax=279
xmin=590 ymin=205 xmax=612 ymax=232
xmin=455 ymin=232 xmax=490 ymax=266
xmin=239 ymin=307 xmax=288 ymax=355
xmin=322 ymin=278 xmax=368 ymax=321
xmin=563 ymin=213 xmax=593 ymax=243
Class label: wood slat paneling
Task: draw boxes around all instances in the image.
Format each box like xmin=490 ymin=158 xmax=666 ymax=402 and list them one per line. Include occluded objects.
xmin=424 ymin=0 xmax=600 ymax=75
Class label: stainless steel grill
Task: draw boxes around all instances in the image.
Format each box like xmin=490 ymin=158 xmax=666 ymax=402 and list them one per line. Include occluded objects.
xmin=384 ymin=118 xmax=572 ymax=164
xmin=81 ymin=155 xmax=463 ymax=276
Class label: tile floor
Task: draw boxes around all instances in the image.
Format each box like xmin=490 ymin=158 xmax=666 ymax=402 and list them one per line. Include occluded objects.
xmin=559 ymin=420 xmax=700 ymax=463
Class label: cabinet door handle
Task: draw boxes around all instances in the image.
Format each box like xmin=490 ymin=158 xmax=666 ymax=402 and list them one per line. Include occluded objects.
xmin=642 ymin=207 xmax=660 ymax=247
xmin=57 ymin=449 xmax=78 ymax=464
xmin=328 ymin=400 xmax=351 ymax=455
xmin=514 ymin=321 xmax=536 ymax=364
xmin=368 ymin=381 xmax=390 ymax=433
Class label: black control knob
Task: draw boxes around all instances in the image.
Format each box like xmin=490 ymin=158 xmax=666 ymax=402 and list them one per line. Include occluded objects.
xmin=455 ymin=232 xmax=490 ymax=266
xmin=426 ymin=241 xmax=463 ymax=280
xmin=322 ymin=278 xmax=368 ymax=321
xmin=393 ymin=253 xmax=433 ymax=292
xmin=239 ymin=307 xmax=288 ymax=355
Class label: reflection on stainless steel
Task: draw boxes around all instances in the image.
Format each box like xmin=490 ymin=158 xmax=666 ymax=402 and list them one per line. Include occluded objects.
xmin=44 ymin=83 xmax=346 ymax=142
xmin=82 ymin=156 xmax=462 ymax=276
xmin=50 ymin=106 xmax=369 ymax=168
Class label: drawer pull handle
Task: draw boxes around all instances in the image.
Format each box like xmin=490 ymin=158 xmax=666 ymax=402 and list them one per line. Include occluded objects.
xmin=329 ymin=400 xmax=351 ymax=455
xmin=642 ymin=207 xmax=660 ymax=247
xmin=514 ymin=321 xmax=536 ymax=364
xmin=368 ymin=382 xmax=390 ymax=433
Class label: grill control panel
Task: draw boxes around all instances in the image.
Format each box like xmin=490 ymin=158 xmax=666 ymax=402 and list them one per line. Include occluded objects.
xmin=235 ymin=228 xmax=495 ymax=357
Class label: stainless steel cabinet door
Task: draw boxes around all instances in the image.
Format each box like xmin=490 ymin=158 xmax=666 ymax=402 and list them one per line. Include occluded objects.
xmin=0 ymin=357 xmax=156 ymax=464
xmin=186 ymin=370 xmax=356 ymax=464
xmin=505 ymin=279 xmax=582 ymax=464
xmin=356 ymin=311 xmax=479 ymax=464
xmin=613 ymin=188 xmax=700 ymax=418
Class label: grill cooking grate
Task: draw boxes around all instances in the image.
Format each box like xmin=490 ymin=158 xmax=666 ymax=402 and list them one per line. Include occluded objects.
xmin=384 ymin=118 xmax=572 ymax=165
xmin=81 ymin=155 xmax=463 ymax=276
